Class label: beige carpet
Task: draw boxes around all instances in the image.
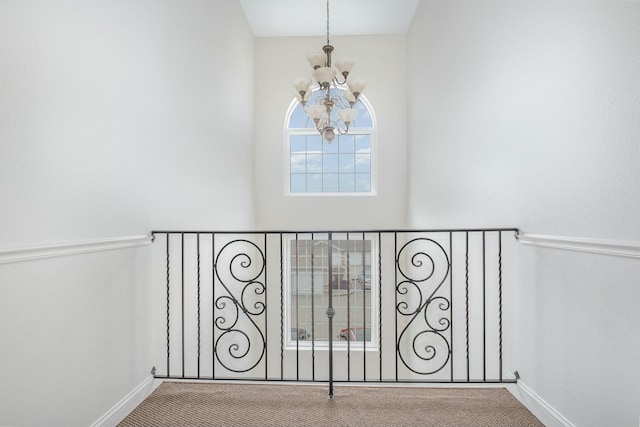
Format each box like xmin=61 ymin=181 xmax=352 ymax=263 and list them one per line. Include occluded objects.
xmin=119 ymin=382 xmax=543 ymax=427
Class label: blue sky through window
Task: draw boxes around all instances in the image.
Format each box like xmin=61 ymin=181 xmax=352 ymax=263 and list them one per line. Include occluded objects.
xmin=288 ymin=89 xmax=374 ymax=194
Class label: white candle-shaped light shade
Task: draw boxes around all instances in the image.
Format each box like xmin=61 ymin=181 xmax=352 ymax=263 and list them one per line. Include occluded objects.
xmin=307 ymin=52 xmax=327 ymax=69
xmin=306 ymin=104 xmax=326 ymax=121
xmin=338 ymin=108 xmax=357 ymax=125
xmin=343 ymin=90 xmax=357 ymax=105
xmin=292 ymin=77 xmax=312 ymax=95
xmin=335 ymin=58 xmax=355 ymax=76
xmin=347 ymin=78 xmax=366 ymax=96
xmin=297 ymin=89 xmax=313 ymax=103
xmin=313 ymin=67 xmax=337 ymax=86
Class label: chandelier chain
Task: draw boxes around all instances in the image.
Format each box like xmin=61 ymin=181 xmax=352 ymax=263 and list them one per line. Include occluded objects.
xmin=326 ymin=0 xmax=330 ymax=46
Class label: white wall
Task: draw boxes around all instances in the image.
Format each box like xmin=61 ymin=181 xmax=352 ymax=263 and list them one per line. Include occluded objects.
xmin=0 ymin=1 xmax=255 ymax=426
xmin=0 ymin=248 xmax=150 ymax=427
xmin=253 ymin=35 xmax=407 ymax=230
xmin=408 ymin=1 xmax=640 ymax=426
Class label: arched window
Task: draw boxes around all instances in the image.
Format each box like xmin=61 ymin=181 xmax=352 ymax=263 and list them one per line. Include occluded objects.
xmin=285 ymin=88 xmax=376 ymax=194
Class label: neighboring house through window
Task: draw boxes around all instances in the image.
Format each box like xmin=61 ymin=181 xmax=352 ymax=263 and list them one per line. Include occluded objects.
xmin=285 ymin=234 xmax=378 ymax=350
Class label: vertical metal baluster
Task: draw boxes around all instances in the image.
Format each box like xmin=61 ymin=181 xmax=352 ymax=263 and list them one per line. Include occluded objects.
xmin=465 ymin=231 xmax=470 ymax=382
xmin=197 ymin=233 xmax=201 ymax=379
xmin=378 ymin=232 xmax=382 ymax=381
xmin=449 ymin=231 xmax=454 ymax=382
xmin=166 ymin=233 xmax=170 ymax=378
xmin=311 ymin=233 xmax=316 ymax=381
xmin=295 ymin=233 xmax=300 ymax=381
xmin=327 ymin=232 xmax=335 ymax=398
xmin=482 ymin=231 xmax=486 ymax=383
xmin=181 ymin=232 xmax=185 ymax=378
xmin=264 ymin=232 xmax=268 ymax=381
xmin=394 ymin=232 xmax=398 ymax=382
xmin=280 ymin=233 xmax=284 ymax=381
xmin=498 ymin=231 xmax=503 ymax=382
xmin=361 ymin=233 xmax=366 ymax=381
xmin=212 ymin=233 xmax=216 ymax=380
xmin=346 ymin=234 xmax=351 ymax=381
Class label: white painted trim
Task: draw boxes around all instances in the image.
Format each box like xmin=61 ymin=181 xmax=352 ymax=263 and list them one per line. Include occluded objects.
xmin=516 ymin=233 xmax=640 ymax=259
xmin=90 ymin=376 xmax=160 ymax=427
xmin=0 ymin=235 xmax=153 ymax=264
xmin=505 ymin=374 xmax=576 ymax=427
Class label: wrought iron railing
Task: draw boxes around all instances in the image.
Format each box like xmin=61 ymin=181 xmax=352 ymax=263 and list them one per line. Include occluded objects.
xmin=151 ymin=229 xmax=518 ymax=395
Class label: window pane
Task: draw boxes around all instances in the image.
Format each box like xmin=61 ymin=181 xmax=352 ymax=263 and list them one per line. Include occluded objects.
xmin=355 ymin=135 xmax=370 ymax=153
xmin=307 ymin=135 xmax=322 ymax=154
xmin=307 ymin=154 xmax=322 ymax=173
xmin=353 ymin=102 xmax=373 ymax=127
xmin=289 ymin=105 xmax=310 ymax=128
xmin=339 ymin=174 xmax=355 ymax=192
xmin=290 ymin=154 xmax=306 ymax=173
xmin=291 ymin=174 xmax=306 ymax=192
xmin=291 ymin=135 xmax=306 ymax=154
xmin=355 ymin=174 xmax=371 ymax=192
xmin=339 ymin=153 xmax=354 ymax=173
xmin=307 ymin=174 xmax=322 ymax=192
xmin=324 ymin=139 xmax=339 ymax=153
xmin=338 ymin=135 xmax=355 ymax=153
xmin=323 ymin=154 xmax=339 ymax=173
xmin=355 ymin=154 xmax=370 ymax=173
xmin=323 ymin=173 xmax=339 ymax=192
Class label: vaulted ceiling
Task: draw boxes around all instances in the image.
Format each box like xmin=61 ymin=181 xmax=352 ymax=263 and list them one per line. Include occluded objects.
xmin=239 ymin=0 xmax=420 ymax=37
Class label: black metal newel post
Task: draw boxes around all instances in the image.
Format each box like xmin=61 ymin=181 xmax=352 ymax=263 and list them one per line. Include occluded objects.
xmin=327 ymin=232 xmax=335 ymax=399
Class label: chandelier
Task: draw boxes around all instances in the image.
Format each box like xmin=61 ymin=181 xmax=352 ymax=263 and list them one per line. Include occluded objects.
xmin=292 ymin=0 xmax=366 ymax=143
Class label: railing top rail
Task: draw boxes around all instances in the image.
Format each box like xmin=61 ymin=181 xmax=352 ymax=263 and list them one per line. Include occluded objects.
xmin=151 ymin=228 xmax=519 ymax=235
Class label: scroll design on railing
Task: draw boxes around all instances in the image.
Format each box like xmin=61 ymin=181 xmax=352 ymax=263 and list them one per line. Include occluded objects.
xmin=396 ymin=238 xmax=451 ymax=375
xmin=213 ymin=239 xmax=266 ymax=373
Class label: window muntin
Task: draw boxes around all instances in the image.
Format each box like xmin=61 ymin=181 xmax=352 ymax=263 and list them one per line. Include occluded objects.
xmin=285 ymin=236 xmax=378 ymax=350
xmin=289 ymin=134 xmax=371 ymax=193
xmin=286 ymin=88 xmax=375 ymax=195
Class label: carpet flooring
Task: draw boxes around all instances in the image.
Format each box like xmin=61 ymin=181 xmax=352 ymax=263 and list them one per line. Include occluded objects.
xmin=118 ymin=382 xmax=544 ymax=427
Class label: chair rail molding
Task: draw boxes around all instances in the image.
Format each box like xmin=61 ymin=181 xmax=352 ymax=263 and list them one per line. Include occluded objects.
xmin=0 ymin=234 xmax=153 ymax=264
xmin=516 ymin=233 xmax=640 ymax=259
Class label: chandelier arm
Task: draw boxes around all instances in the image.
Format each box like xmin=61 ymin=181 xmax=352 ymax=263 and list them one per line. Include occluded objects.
xmin=333 ymin=76 xmax=347 ymax=86
xmin=336 ymin=124 xmax=350 ymax=135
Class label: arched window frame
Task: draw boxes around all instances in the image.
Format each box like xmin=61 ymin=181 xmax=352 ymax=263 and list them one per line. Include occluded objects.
xmin=284 ymin=87 xmax=377 ymax=196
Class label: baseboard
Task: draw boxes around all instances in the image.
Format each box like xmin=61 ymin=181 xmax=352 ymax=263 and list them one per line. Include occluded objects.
xmin=90 ymin=376 xmax=159 ymax=427
xmin=506 ymin=376 xmax=576 ymax=427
